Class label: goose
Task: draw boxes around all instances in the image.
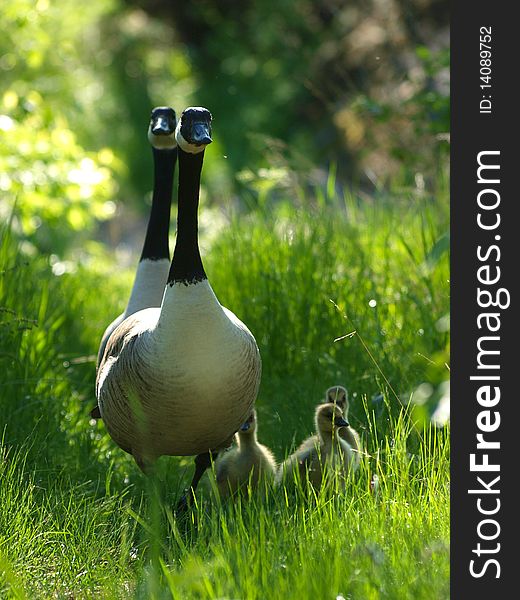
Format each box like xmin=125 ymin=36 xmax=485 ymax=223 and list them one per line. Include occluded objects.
xmin=324 ymin=385 xmax=362 ymax=470
xmin=91 ymin=106 xmax=178 ymax=419
xmin=214 ymin=409 xmax=277 ymax=498
xmin=95 ymin=107 xmax=262 ymax=506
xmin=276 ymin=404 xmax=355 ymax=490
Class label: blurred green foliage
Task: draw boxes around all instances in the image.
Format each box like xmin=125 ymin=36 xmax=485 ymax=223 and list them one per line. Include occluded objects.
xmin=0 ymin=0 xmax=199 ymax=253
xmin=130 ymin=0 xmax=449 ymax=188
xmin=0 ymin=0 xmax=119 ymax=253
xmin=1 ymin=0 xmax=448 ymax=257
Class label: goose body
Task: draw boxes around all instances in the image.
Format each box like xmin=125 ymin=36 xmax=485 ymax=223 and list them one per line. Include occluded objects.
xmin=97 ymin=281 xmax=260 ymax=459
xmin=276 ymin=404 xmax=355 ymax=490
xmin=95 ymin=107 xmax=261 ymax=477
xmin=215 ymin=410 xmax=277 ymax=497
xmin=96 ymin=260 xmax=170 ymax=368
xmin=324 ymin=385 xmax=362 ymax=471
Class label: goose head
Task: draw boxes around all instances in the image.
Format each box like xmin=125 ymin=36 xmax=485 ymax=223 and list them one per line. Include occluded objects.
xmin=324 ymin=385 xmax=348 ymax=414
xmin=148 ymin=106 xmax=177 ymax=150
xmin=315 ymin=404 xmax=349 ymax=437
xmin=176 ymin=106 xmax=213 ymax=154
xmin=238 ymin=410 xmax=257 ymax=436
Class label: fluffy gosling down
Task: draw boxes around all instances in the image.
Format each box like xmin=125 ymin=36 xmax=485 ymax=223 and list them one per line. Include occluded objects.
xmin=323 ymin=385 xmax=362 ymax=471
xmin=215 ymin=410 xmax=277 ymax=498
xmin=277 ymin=404 xmax=357 ymax=490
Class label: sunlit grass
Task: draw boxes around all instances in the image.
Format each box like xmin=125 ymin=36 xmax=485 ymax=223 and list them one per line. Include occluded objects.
xmin=0 ymin=411 xmax=449 ymax=599
xmin=0 ymin=181 xmax=449 ymax=598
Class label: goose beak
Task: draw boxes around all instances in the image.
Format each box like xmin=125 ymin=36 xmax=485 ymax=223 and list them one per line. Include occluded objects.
xmin=152 ymin=116 xmax=174 ymax=136
xmin=240 ymin=421 xmax=251 ymax=432
xmin=336 ymin=417 xmax=349 ymax=428
xmin=191 ymin=122 xmax=212 ymax=146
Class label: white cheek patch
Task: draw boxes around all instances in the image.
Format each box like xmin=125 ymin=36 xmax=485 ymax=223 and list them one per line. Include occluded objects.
xmin=148 ymin=129 xmax=177 ymax=150
xmin=175 ymin=129 xmax=207 ymax=154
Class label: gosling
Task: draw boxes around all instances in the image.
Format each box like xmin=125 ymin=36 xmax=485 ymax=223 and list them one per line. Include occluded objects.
xmin=215 ymin=410 xmax=277 ymax=498
xmin=324 ymin=385 xmax=362 ymax=471
xmin=277 ymin=404 xmax=356 ymax=490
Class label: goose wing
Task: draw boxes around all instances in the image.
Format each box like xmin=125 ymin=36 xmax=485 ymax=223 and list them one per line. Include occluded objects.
xmin=95 ymin=310 xmax=156 ymax=399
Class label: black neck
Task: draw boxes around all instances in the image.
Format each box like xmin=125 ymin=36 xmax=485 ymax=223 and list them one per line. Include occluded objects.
xmin=140 ymin=148 xmax=176 ymax=261
xmin=167 ymin=148 xmax=207 ymax=285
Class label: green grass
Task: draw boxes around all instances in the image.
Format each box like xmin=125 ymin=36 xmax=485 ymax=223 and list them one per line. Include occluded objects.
xmin=0 ymin=182 xmax=449 ymax=599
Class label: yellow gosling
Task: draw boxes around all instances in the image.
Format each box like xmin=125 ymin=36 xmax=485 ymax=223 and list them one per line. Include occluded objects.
xmin=215 ymin=410 xmax=277 ymax=498
xmin=277 ymin=404 xmax=356 ymax=491
xmin=324 ymin=385 xmax=362 ymax=471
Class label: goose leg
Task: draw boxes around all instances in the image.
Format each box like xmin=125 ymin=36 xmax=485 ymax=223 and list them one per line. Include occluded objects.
xmin=134 ymin=454 xmax=155 ymax=475
xmin=175 ymin=450 xmax=218 ymax=514
xmin=90 ymin=405 xmax=102 ymax=419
